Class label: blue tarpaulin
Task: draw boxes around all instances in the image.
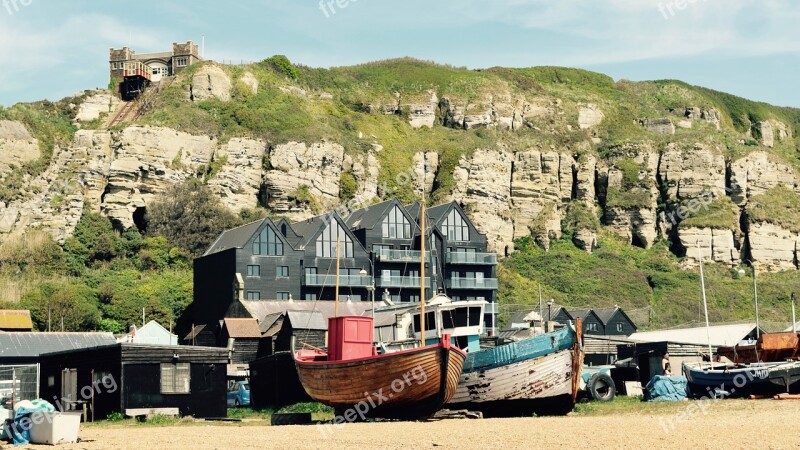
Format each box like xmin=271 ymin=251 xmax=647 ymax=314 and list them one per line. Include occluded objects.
xmin=9 ymin=399 xmax=56 ymax=446
xmin=645 ymin=375 xmax=689 ymax=402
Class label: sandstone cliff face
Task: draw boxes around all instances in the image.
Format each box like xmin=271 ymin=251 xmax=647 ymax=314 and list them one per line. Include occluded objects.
xmin=745 ymin=222 xmax=798 ymax=272
xmin=207 ymin=138 xmax=267 ymax=212
xmin=439 ymin=93 xmax=556 ymax=131
xmin=659 ymin=143 xmax=726 ymax=200
xmin=74 ymin=92 xmax=120 ymax=123
xmin=189 ymin=65 xmax=233 ymax=102
xmin=679 ymin=227 xmax=740 ymax=266
xmin=729 ymin=151 xmax=796 ymax=205
xmin=0 ymin=120 xmax=40 ymax=173
xmin=102 ymin=126 xmax=217 ymax=228
xmin=262 ymin=142 xmax=345 ymax=220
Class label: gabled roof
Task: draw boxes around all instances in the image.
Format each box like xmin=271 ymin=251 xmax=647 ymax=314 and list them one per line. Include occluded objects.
xmin=203 ymin=219 xmax=264 ymax=256
xmin=259 ymin=312 xmax=284 ymax=336
xmin=286 ymin=310 xmax=327 ymax=331
xmin=345 ymin=199 xmax=396 ymax=230
xmin=183 ymin=324 xmax=207 ymax=341
xmin=593 ymin=307 xmax=636 ymax=328
xmin=0 ymin=310 xmax=33 ymax=330
xmin=0 ymin=332 xmax=117 ymax=359
xmin=289 ymin=211 xmax=369 ymax=255
xmin=222 ymin=318 xmax=262 ymax=338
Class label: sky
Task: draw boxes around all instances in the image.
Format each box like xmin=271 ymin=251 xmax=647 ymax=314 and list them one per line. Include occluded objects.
xmin=0 ymin=0 xmax=798 ymax=107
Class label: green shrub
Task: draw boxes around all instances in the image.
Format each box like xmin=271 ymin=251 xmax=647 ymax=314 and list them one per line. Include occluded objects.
xmin=261 ymin=55 xmax=300 ymax=80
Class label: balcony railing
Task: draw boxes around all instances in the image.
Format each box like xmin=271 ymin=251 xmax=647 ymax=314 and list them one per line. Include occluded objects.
xmin=445 ymin=278 xmax=499 ymax=289
xmin=375 ymin=249 xmax=429 ymax=263
xmin=446 ymin=252 xmax=497 ymax=265
xmin=303 ymin=274 xmax=373 ymax=287
xmin=377 ymin=276 xmax=431 ymax=288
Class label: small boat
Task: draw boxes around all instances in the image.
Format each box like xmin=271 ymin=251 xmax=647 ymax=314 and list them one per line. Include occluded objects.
xmin=294 ymin=197 xmax=467 ymax=419
xmin=295 ymin=324 xmax=466 ymax=417
xmin=683 ymin=360 xmax=800 ymax=398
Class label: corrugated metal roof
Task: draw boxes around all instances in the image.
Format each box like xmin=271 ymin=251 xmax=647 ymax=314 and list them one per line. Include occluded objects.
xmin=241 ymin=300 xmax=372 ymax=323
xmin=629 ymin=324 xmax=762 ymax=347
xmin=0 ymin=310 xmax=33 ymax=330
xmin=0 ymin=332 xmax=117 ymax=358
xmin=287 ymin=311 xmax=327 ymax=330
xmin=259 ymin=313 xmax=283 ymax=335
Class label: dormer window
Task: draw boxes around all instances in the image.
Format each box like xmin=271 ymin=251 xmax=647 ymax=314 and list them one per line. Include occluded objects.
xmin=382 ymin=206 xmax=411 ymax=239
xmin=253 ymin=227 xmax=283 ymax=256
xmin=316 ymin=221 xmax=353 ymax=257
xmin=442 ymin=209 xmax=470 ymax=241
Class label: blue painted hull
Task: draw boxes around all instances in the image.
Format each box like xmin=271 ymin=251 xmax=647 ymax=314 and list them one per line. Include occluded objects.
xmin=448 ymin=326 xmax=580 ymax=415
xmin=683 ymin=361 xmax=800 ymax=398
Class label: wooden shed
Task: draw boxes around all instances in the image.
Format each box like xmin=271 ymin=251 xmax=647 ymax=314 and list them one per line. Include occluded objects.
xmin=249 ymin=352 xmax=311 ymax=409
xmin=274 ymin=311 xmax=327 ymax=353
xmin=38 ymin=344 xmax=228 ymax=420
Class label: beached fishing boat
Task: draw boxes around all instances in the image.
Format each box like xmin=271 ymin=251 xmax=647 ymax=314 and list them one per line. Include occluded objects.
xmin=294 ymin=198 xmax=467 ymax=418
xmin=683 ymin=360 xmax=800 ymax=398
xmin=447 ymin=319 xmax=583 ymax=416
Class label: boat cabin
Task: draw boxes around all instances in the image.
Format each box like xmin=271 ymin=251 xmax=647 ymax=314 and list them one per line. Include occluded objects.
xmin=409 ymin=296 xmax=485 ymax=353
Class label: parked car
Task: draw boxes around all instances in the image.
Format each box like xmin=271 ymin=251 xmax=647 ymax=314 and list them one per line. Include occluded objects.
xmin=227 ymin=381 xmax=250 ymax=407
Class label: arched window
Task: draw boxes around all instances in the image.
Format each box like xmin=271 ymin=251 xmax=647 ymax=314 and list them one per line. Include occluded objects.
xmin=441 ymin=209 xmax=470 ymax=241
xmin=252 ymin=226 xmax=284 ymax=256
xmin=316 ymin=221 xmax=354 ymax=258
xmin=382 ymin=206 xmax=412 ymax=239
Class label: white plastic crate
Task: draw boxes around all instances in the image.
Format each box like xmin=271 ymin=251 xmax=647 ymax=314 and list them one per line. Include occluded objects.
xmin=29 ymin=412 xmax=81 ymax=445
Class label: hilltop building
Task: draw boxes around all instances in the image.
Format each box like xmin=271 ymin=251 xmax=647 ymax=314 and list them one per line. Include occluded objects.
xmin=109 ymin=41 xmax=201 ymax=83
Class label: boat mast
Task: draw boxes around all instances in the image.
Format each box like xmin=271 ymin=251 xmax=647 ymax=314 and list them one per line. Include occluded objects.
xmin=420 ymin=196 xmax=426 ymax=347
xmin=698 ymin=241 xmax=713 ymax=365
xmin=335 ymin=238 xmax=341 ymax=318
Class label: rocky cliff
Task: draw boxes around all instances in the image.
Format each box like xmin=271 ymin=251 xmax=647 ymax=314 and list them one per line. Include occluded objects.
xmin=1 ymin=59 xmax=799 ymax=274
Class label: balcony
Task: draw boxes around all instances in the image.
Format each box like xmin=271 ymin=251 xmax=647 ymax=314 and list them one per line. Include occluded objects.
xmin=446 ymin=252 xmax=497 ymax=265
xmin=303 ymin=274 xmax=373 ymax=287
xmin=377 ymin=276 xmax=432 ymax=288
xmin=375 ymin=249 xmax=429 ymax=263
xmin=445 ymin=278 xmax=499 ymax=290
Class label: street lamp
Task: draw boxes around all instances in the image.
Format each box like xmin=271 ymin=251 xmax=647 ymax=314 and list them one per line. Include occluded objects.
xmin=360 ymin=263 xmax=376 ymax=319
xmin=738 ymin=260 xmax=759 ymax=339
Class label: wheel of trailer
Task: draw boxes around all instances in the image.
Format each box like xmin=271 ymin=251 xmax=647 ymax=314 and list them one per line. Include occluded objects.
xmin=587 ymin=372 xmax=615 ymax=402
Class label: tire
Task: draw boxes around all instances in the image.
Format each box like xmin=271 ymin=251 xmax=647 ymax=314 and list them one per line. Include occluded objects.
xmin=234 ymin=399 xmax=240 ymax=407
xmin=587 ymin=372 xmax=616 ymax=402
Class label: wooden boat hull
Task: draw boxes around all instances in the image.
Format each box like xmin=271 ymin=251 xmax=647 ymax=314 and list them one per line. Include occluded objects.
xmin=295 ymin=343 xmax=466 ymax=418
xmin=683 ymin=361 xmax=800 ymax=398
xmin=448 ymin=324 xmax=583 ymax=416
xmin=717 ymin=332 xmax=800 ymax=364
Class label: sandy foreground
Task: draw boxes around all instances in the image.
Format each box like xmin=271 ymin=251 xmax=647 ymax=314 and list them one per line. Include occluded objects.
xmin=17 ymin=400 xmax=800 ymax=450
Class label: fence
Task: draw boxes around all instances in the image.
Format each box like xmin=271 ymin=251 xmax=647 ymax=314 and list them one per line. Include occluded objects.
xmin=0 ymin=365 xmax=39 ymax=405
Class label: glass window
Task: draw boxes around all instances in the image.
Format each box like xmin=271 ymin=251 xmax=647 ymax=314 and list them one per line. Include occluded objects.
xmin=246 ymin=265 xmax=260 ymax=277
xmin=305 ymin=293 xmax=317 ymax=300
xmin=382 ymin=206 xmax=412 ymax=239
xmin=372 ymin=244 xmax=391 ymax=253
xmin=315 ymin=220 xmax=353 ymax=258
xmin=341 ymin=294 xmax=362 ymax=301
xmin=587 ymin=323 xmax=598 ymax=332
xmin=413 ymin=312 xmax=437 ymax=332
xmin=160 ymin=363 xmax=190 ymax=394
xmin=253 ymin=226 xmax=284 ymax=256
xmin=276 ymin=266 xmax=289 ymax=277
xmin=276 ymin=292 xmax=290 ymax=300
xmin=441 ymin=209 xmax=470 ymax=242
xmin=245 ymin=291 xmax=260 ymax=300
xmin=616 ymin=323 xmax=624 ymax=332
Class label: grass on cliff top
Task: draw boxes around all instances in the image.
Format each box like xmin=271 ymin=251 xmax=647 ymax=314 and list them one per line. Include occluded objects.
xmin=679 ymin=196 xmax=740 ymax=231
xmin=746 ymin=185 xmax=800 ymax=233
xmin=499 ymin=233 xmax=800 ymax=330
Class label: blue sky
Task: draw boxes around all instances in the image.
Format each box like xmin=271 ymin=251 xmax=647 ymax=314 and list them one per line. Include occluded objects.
xmin=1 ymin=0 xmax=798 ymax=107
